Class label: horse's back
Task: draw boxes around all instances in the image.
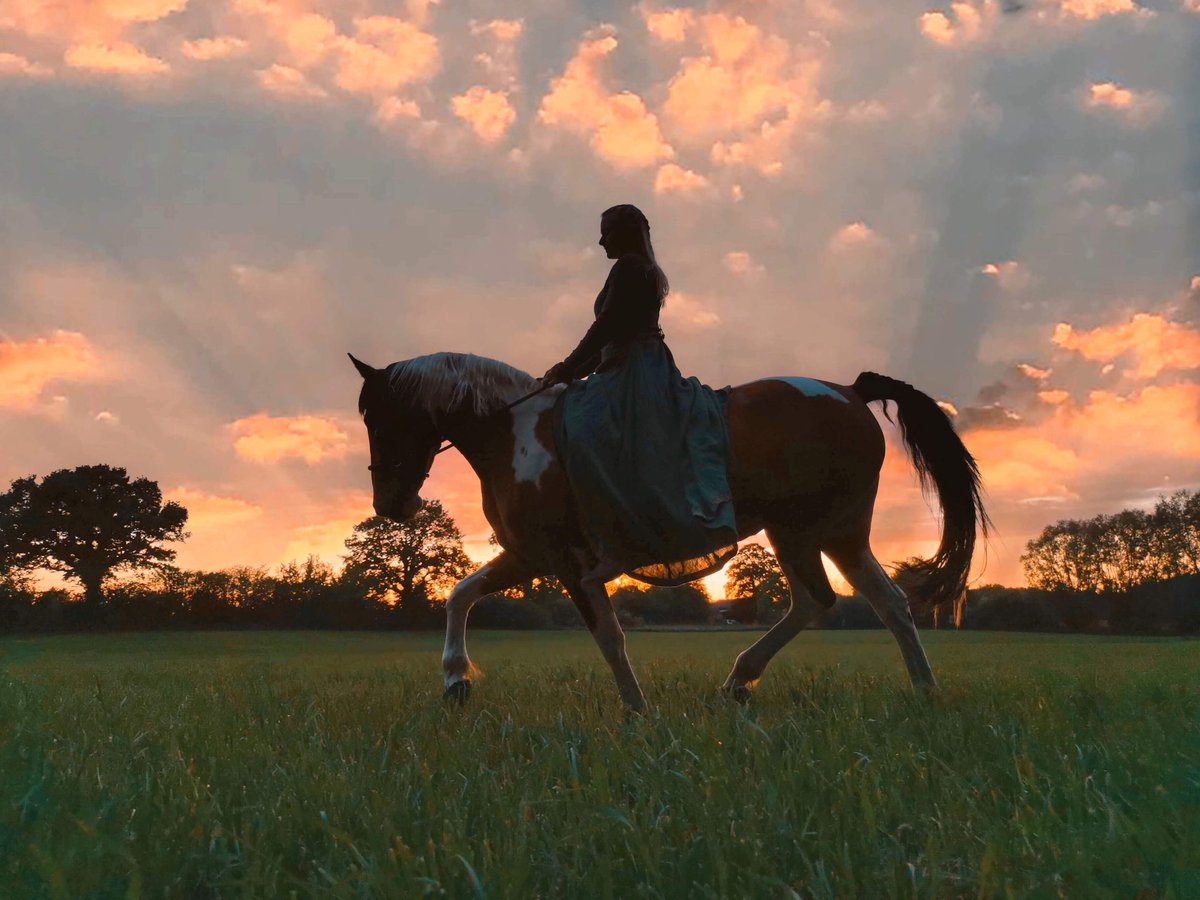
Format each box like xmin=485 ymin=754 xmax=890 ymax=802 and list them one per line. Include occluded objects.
xmin=725 ymin=377 xmax=884 ymax=528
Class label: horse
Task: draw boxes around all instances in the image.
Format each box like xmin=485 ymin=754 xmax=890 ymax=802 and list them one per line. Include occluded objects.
xmin=349 ymin=351 xmax=988 ymax=711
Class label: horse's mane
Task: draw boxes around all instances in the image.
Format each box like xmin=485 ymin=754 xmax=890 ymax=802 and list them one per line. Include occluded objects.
xmin=386 ymin=352 xmax=539 ymax=416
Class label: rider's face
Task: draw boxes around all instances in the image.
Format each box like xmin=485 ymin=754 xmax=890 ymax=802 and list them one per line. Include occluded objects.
xmin=598 ymin=216 xmax=623 ymax=258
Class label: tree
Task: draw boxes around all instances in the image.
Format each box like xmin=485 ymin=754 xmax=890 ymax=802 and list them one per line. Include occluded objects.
xmin=725 ymin=544 xmax=788 ymax=623
xmin=0 ymin=465 xmax=188 ymax=610
xmin=342 ymin=500 xmax=473 ymax=625
xmin=1022 ymin=490 xmax=1200 ymax=593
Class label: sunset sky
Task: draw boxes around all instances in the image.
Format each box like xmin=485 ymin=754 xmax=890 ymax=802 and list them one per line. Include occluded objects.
xmin=1 ymin=0 xmax=1197 ymax=595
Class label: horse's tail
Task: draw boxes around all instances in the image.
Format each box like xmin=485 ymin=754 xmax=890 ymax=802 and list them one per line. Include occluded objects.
xmin=851 ymin=371 xmax=991 ymax=610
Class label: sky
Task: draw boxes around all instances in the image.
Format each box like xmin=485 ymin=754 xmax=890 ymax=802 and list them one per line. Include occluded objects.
xmin=1 ymin=0 xmax=1197 ymax=596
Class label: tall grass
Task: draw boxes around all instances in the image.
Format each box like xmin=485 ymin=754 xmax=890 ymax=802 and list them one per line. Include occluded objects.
xmin=1 ymin=631 xmax=1197 ymax=898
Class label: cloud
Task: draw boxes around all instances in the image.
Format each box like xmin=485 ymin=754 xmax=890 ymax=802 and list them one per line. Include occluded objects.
xmin=0 ymin=52 xmax=53 ymax=78
xmin=64 ymin=42 xmax=169 ymax=75
xmin=829 ymin=220 xmax=884 ymax=251
xmin=280 ymin=492 xmax=373 ymax=566
xmin=451 ymin=86 xmax=515 ymax=143
xmin=95 ymin=409 xmax=119 ymax=424
xmin=980 ymin=260 xmax=1030 ymax=292
xmin=0 ymin=0 xmax=186 ymax=40
xmin=334 ymin=16 xmax=440 ymax=96
xmin=723 ymin=251 xmax=764 ymax=277
xmin=1058 ymin=0 xmax=1148 ymax=19
xmin=1084 ymin=81 xmax=1167 ymax=126
xmin=0 ymin=331 xmax=104 ymax=412
xmin=180 ymin=36 xmax=248 ymax=61
xmin=1016 ymin=363 xmax=1052 ymax=381
xmin=537 ymin=27 xmax=674 ymax=169
xmin=229 ymin=413 xmax=350 ymax=463
xmin=257 ymin=63 xmax=328 ymax=100
xmin=1052 ymin=313 xmax=1200 ymax=378
xmin=918 ymin=2 xmax=995 ymax=46
xmin=165 ymin=487 xmax=264 ymax=529
xmin=653 ymin=163 xmax=711 ymax=194
xmin=661 ymin=291 xmax=721 ymax=331
xmin=660 ymin=13 xmax=825 ymax=176
xmin=643 ymin=8 xmax=694 ymax=42
xmin=235 ymin=1 xmax=337 ymax=68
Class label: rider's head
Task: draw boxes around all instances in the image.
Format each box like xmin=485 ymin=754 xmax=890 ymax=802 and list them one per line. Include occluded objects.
xmin=599 ymin=204 xmax=670 ymax=303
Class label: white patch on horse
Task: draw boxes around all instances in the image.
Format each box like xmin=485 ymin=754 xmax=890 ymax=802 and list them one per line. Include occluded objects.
xmin=766 ymin=376 xmax=850 ymax=404
xmin=512 ymin=392 xmax=558 ymax=485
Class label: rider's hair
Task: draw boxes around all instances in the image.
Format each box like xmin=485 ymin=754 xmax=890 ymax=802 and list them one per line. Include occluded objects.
xmin=602 ymin=204 xmax=670 ymax=305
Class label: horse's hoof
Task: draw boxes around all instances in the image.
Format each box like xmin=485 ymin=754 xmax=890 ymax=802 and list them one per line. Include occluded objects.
xmin=726 ymin=684 xmax=751 ymax=705
xmin=443 ymin=680 xmax=471 ymax=704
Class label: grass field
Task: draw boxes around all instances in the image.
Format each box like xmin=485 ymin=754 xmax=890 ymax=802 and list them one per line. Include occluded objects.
xmin=1 ymin=630 xmax=1198 ymax=898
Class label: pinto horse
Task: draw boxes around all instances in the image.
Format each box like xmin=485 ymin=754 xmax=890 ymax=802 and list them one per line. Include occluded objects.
xmin=350 ymin=352 xmax=988 ymax=711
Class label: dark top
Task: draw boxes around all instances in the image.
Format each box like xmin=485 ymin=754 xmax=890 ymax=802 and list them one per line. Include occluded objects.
xmin=560 ymin=255 xmax=662 ymax=377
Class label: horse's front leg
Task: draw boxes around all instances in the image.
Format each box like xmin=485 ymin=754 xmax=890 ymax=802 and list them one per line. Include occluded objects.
xmin=561 ymin=554 xmax=646 ymax=713
xmin=442 ymin=551 xmax=531 ymax=702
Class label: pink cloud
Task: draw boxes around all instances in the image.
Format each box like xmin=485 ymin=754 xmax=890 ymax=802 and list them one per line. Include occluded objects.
xmin=1053 ymin=313 xmax=1200 ymax=378
xmin=643 ymin=8 xmax=694 ymax=42
xmin=257 ymin=63 xmax=328 ymax=100
xmin=1084 ymin=81 xmax=1167 ymax=126
xmin=180 ymin=36 xmax=248 ymax=61
xmin=537 ymin=27 xmax=674 ymax=169
xmin=229 ymin=412 xmax=349 ymax=463
xmin=0 ymin=51 xmax=53 ymax=78
xmin=653 ymin=163 xmax=711 ymax=195
xmin=451 ymin=86 xmax=516 ymax=143
xmin=165 ymin=487 xmax=264 ymax=529
xmin=64 ymin=42 xmax=169 ymax=75
xmin=334 ymin=16 xmax=440 ymax=96
xmin=0 ymin=331 xmax=104 ymax=412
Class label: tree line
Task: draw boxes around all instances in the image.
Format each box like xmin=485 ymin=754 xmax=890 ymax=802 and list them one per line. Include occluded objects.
xmin=1 ymin=465 xmax=1197 ymax=634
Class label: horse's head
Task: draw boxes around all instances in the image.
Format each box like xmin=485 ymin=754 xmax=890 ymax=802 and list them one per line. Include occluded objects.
xmin=349 ymin=353 xmax=439 ymax=522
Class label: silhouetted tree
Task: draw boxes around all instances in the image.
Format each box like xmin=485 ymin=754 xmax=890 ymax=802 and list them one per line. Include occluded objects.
xmin=1022 ymin=490 xmax=1200 ymax=592
xmin=725 ymin=544 xmax=788 ymax=623
xmin=342 ymin=501 xmax=472 ymax=626
xmin=0 ymin=465 xmax=188 ymax=611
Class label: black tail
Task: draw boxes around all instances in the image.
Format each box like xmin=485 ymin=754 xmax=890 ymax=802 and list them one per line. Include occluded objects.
xmin=852 ymin=371 xmax=991 ymax=609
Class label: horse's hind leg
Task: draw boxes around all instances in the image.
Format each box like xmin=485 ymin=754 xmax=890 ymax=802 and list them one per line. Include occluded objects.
xmin=560 ymin=554 xmax=646 ymax=713
xmin=828 ymin=545 xmax=936 ymax=691
xmin=722 ymin=531 xmax=835 ymax=701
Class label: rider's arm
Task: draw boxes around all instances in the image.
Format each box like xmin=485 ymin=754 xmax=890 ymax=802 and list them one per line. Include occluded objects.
xmin=556 ymin=257 xmax=645 ymax=378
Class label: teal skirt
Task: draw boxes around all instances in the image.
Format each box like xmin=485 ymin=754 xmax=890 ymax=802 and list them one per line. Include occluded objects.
xmin=553 ymin=338 xmax=738 ymax=586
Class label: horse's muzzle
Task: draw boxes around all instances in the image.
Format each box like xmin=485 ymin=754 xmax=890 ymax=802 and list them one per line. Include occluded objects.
xmin=378 ymin=494 xmax=422 ymax=521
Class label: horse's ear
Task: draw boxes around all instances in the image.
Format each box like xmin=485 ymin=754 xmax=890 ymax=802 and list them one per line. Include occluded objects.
xmin=348 ymin=353 xmax=376 ymax=379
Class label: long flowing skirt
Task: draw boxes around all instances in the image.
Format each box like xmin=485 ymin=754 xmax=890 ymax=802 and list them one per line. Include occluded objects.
xmin=553 ymin=338 xmax=738 ymax=586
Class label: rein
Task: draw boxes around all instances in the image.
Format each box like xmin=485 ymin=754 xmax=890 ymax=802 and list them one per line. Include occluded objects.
xmin=430 ymin=382 xmax=554 ymax=458
xmin=367 ymin=381 xmax=555 ymax=478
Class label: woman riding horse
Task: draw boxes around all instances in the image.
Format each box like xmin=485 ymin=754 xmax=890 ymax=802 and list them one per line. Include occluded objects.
xmin=540 ymin=204 xmax=738 ymax=586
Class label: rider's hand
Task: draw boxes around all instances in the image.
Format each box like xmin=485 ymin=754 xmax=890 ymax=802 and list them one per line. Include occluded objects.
xmin=541 ymin=362 xmax=570 ymax=387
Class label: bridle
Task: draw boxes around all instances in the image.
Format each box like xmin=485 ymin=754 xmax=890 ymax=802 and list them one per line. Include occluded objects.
xmin=366 ymin=381 xmax=556 ymax=481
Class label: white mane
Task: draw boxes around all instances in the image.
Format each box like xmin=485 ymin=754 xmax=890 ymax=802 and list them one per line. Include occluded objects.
xmin=386 ymin=352 xmax=540 ymax=416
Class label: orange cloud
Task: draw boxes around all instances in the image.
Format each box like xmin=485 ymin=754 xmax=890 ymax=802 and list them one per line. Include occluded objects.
xmin=257 ymin=63 xmax=328 ymax=100
xmin=180 ymin=36 xmax=248 ymax=60
xmin=723 ymin=250 xmax=764 ymax=277
xmin=234 ymin=0 xmax=337 ymax=68
xmin=829 ymin=220 xmax=885 ymax=251
xmin=644 ymin=8 xmax=694 ymax=42
xmin=653 ymin=162 xmax=711 ymax=194
xmin=980 ymin=260 xmax=1030 ymax=292
xmin=661 ymin=13 xmax=824 ymax=176
xmin=919 ymin=2 xmax=994 ymax=46
xmin=451 ymin=86 xmax=515 ymax=143
xmin=537 ymin=27 xmax=674 ymax=169
xmin=0 ymin=51 xmax=53 ymax=77
xmin=165 ymin=487 xmax=263 ymax=529
xmin=1059 ymin=0 xmax=1146 ymax=19
xmin=1084 ymin=81 xmax=1166 ymax=126
xmin=1053 ymin=313 xmax=1200 ymax=378
xmin=0 ymin=0 xmax=186 ymax=40
xmin=0 ymin=330 xmax=103 ymax=411
xmin=229 ymin=412 xmax=349 ymax=463
xmin=64 ymin=42 xmax=169 ymax=75
xmin=334 ymin=16 xmax=440 ymax=96
xmin=661 ymin=291 xmax=722 ymax=331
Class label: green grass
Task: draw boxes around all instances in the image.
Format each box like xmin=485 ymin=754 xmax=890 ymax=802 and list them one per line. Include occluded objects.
xmin=1 ymin=630 xmax=1198 ymax=898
